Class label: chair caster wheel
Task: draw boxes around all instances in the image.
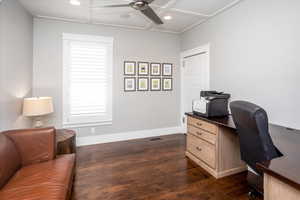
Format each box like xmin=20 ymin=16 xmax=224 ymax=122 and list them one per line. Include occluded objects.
xmin=248 ymin=190 xmax=260 ymax=200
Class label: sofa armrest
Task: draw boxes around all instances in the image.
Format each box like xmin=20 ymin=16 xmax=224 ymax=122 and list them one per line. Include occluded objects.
xmin=3 ymin=127 xmax=56 ymax=166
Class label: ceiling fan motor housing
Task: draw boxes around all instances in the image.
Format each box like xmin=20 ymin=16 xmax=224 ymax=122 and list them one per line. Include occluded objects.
xmin=130 ymin=1 xmax=149 ymax=10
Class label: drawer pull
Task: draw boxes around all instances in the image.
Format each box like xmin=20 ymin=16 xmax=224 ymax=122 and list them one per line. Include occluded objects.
xmin=197 ymin=123 xmax=202 ymax=126
xmin=196 ymin=132 xmax=203 ymax=135
xmin=196 ymin=147 xmax=202 ymax=151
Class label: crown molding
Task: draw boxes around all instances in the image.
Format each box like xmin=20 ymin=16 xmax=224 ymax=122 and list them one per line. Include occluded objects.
xmin=35 ymin=15 xmax=180 ymax=34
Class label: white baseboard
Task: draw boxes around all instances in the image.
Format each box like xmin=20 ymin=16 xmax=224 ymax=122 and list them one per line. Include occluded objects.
xmin=76 ymin=126 xmax=185 ymax=147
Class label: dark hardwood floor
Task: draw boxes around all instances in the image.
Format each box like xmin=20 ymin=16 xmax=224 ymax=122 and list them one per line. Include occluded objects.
xmin=72 ymin=134 xmax=256 ymax=200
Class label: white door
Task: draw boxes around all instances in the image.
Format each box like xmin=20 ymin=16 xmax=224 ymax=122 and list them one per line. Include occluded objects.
xmin=181 ymin=45 xmax=210 ymax=128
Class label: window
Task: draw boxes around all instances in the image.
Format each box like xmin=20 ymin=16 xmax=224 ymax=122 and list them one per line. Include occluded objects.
xmin=63 ymin=33 xmax=113 ymax=127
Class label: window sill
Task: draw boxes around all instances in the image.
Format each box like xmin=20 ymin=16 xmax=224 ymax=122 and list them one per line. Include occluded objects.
xmin=63 ymin=121 xmax=112 ymax=128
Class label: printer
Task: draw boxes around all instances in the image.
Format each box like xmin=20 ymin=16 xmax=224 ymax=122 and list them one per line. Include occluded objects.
xmin=192 ymin=91 xmax=231 ymax=118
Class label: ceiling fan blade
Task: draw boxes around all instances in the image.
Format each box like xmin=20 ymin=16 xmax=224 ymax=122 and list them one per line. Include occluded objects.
xmin=91 ymin=4 xmax=130 ymax=8
xmin=140 ymin=6 xmax=163 ymax=25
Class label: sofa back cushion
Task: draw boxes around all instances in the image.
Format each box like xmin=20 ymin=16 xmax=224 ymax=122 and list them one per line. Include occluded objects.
xmin=0 ymin=133 xmax=21 ymax=188
xmin=3 ymin=128 xmax=56 ymax=166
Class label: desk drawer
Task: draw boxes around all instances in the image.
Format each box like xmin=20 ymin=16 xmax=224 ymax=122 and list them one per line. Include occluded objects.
xmin=188 ymin=126 xmax=217 ymax=145
xmin=188 ymin=117 xmax=218 ymax=134
xmin=187 ymin=134 xmax=216 ymax=169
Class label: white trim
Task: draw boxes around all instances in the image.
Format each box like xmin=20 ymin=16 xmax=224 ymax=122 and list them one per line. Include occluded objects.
xmin=171 ymin=8 xmax=211 ymax=17
xmin=76 ymin=126 xmax=185 ymax=146
xmin=62 ymin=33 xmax=113 ymax=126
xmin=36 ymin=15 xmax=149 ymax=30
xmin=210 ymin=0 xmax=243 ymax=17
xmin=181 ymin=19 xmax=207 ymax=33
xmin=181 ymin=0 xmax=243 ymax=33
xmin=180 ymin=44 xmax=210 ymax=128
xmin=63 ymin=121 xmax=112 ymax=128
xmin=35 ymin=15 xmax=180 ymax=34
xmin=180 ymin=44 xmax=210 ymax=60
xmin=62 ymin=33 xmax=113 ymax=43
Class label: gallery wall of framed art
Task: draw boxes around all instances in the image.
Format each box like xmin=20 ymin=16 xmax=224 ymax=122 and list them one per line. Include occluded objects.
xmin=124 ymin=61 xmax=173 ymax=92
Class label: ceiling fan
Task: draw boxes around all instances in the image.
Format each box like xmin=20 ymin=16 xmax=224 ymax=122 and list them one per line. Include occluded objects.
xmin=91 ymin=0 xmax=164 ymax=25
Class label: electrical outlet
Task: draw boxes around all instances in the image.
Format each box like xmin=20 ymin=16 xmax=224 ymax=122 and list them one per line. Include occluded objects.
xmin=91 ymin=127 xmax=96 ymax=134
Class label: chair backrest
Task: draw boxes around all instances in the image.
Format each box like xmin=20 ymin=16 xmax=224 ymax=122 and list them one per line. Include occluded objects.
xmin=230 ymin=101 xmax=279 ymax=174
xmin=0 ymin=133 xmax=21 ymax=188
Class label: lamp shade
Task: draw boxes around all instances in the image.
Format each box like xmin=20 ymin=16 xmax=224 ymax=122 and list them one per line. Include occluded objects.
xmin=23 ymin=97 xmax=54 ymax=117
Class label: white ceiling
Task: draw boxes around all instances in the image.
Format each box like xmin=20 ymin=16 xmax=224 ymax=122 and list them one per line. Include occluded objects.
xmin=19 ymin=0 xmax=241 ymax=34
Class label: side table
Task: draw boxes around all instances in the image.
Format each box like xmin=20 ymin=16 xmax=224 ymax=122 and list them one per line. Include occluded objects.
xmin=56 ymin=129 xmax=76 ymax=155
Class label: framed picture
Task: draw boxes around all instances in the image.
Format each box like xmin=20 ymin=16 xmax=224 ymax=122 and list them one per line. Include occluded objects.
xmin=162 ymin=78 xmax=173 ymax=91
xmin=124 ymin=77 xmax=136 ymax=92
xmin=150 ymin=78 xmax=161 ymax=91
xmin=138 ymin=77 xmax=149 ymax=91
xmin=150 ymin=63 xmax=161 ymax=76
xmin=138 ymin=62 xmax=149 ymax=76
xmin=124 ymin=61 xmax=136 ymax=76
xmin=162 ymin=63 xmax=173 ymax=76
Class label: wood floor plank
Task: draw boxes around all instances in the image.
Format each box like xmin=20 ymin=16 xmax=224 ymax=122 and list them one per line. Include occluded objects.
xmin=73 ymin=134 xmax=260 ymax=200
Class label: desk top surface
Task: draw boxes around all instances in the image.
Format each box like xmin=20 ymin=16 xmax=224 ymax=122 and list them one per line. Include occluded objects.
xmin=186 ymin=112 xmax=300 ymax=190
xmin=185 ymin=112 xmax=236 ymax=129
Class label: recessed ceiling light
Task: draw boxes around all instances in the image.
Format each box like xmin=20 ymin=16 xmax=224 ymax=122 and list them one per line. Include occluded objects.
xmin=70 ymin=0 xmax=81 ymax=6
xmin=164 ymin=15 xmax=172 ymax=20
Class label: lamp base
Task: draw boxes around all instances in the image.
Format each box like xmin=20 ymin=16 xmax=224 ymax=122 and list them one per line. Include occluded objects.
xmin=34 ymin=117 xmax=44 ymax=128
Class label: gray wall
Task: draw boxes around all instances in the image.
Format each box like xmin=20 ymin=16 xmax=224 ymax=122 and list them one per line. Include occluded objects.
xmin=0 ymin=0 xmax=33 ymax=130
xmin=33 ymin=18 xmax=181 ymax=137
xmin=181 ymin=0 xmax=300 ymax=129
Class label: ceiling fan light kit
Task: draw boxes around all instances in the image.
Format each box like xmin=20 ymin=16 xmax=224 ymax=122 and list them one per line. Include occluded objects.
xmin=92 ymin=0 xmax=164 ymax=25
xmin=70 ymin=0 xmax=80 ymax=6
xmin=163 ymin=15 xmax=172 ymax=20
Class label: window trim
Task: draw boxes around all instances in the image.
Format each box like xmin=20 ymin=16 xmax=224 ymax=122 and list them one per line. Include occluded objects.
xmin=62 ymin=33 xmax=113 ymax=127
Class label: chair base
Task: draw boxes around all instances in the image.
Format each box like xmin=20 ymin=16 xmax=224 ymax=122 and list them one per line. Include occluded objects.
xmin=248 ymin=189 xmax=262 ymax=200
xmin=247 ymin=171 xmax=263 ymax=199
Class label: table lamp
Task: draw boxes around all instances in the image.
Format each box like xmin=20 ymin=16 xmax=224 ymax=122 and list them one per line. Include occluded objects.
xmin=23 ymin=97 xmax=54 ymax=128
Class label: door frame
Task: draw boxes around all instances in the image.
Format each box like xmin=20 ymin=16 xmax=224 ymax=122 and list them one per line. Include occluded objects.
xmin=180 ymin=44 xmax=210 ymax=129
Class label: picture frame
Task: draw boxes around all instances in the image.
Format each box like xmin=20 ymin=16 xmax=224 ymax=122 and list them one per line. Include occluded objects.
xmin=124 ymin=77 xmax=136 ymax=92
xmin=150 ymin=63 xmax=161 ymax=76
xmin=124 ymin=61 xmax=136 ymax=76
xmin=138 ymin=62 xmax=149 ymax=76
xmin=137 ymin=77 xmax=149 ymax=91
xmin=162 ymin=78 xmax=173 ymax=91
xmin=150 ymin=78 xmax=161 ymax=91
xmin=162 ymin=63 xmax=173 ymax=76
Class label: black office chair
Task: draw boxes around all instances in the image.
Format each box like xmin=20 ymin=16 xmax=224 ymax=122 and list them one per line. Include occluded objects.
xmin=230 ymin=101 xmax=281 ymax=199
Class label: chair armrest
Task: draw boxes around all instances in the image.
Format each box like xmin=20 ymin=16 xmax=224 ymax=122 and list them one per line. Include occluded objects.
xmin=3 ymin=127 xmax=56 ymax=166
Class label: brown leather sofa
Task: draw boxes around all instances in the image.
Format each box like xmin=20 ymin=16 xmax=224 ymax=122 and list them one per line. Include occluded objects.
xmin=0 ymin=127 xmax=75 ymax=200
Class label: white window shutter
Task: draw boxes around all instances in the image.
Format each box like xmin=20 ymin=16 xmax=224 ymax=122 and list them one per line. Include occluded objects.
xmin=63 ymin=33 xmax=113 ymax=127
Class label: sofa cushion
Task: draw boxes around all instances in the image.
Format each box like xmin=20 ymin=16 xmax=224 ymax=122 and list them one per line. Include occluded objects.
xmin=0 ymin=183 xmax=68 ymax=200
xmin=4 ymin=127 xmax=56 ymax=166
xmin=0 ymin=154 xmax=75 ymax=200
xmin=0 ymin=133 xmax=21 ymax=189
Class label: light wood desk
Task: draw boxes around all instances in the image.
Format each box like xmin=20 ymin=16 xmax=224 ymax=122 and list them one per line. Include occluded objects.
xmin=185 ymin=113 xmax=246 ymax=178
xmin=186 ymin=112 xmax=300 ymax=200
